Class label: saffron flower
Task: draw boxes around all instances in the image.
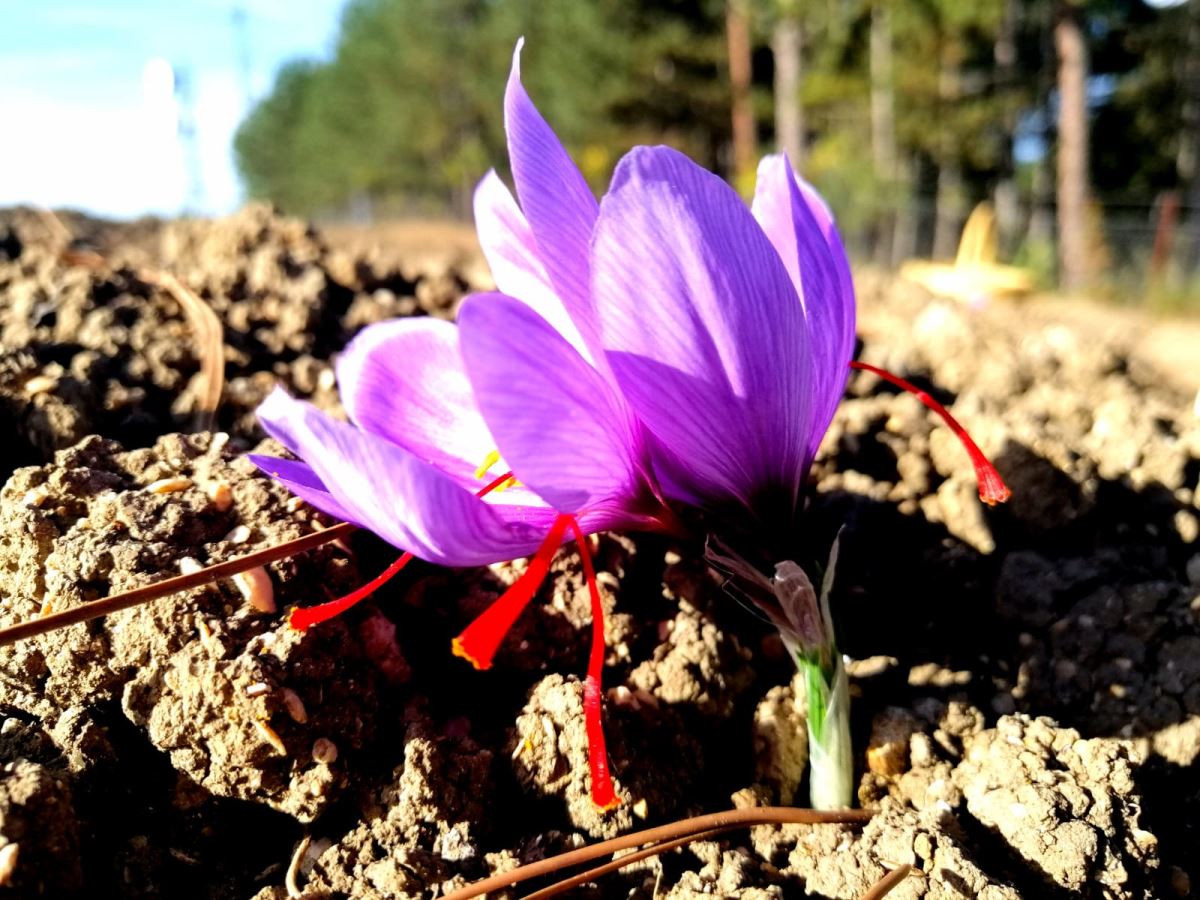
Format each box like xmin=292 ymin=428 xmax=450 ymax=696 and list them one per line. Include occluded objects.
xmin=252 ymin=40 xmax=1009 ymax=812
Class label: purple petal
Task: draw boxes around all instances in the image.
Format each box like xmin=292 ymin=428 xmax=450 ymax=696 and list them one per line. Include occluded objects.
xmin=472 ymin=170 xmax=590 ymax=359
xmin=752 ymin=154 xmax=856 ymax=451
xmin=247 ymin=454 xmax=357 ymax=524
xmin=334 ymin=317 xmax=489 ymax=489
xmin=504 ymin=39 xmax=605 ymax=365
xmin=335 ymin=317 xmax=546 ymax=508
xmin=592 ymin=146 xmax=814 ymax=508
xmin=255 ymin=387 xmax=554 ymax=566
xmin=458 ymin=292 xmax=640 ymax=514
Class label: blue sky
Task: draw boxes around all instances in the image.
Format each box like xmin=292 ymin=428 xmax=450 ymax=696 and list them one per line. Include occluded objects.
xmin=0 ymin=0 xmax=347 ymax=218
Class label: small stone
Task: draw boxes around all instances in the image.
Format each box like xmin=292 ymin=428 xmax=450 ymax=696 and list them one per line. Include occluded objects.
xmin=1186 ymin=554 xmax=1200 ymax=587
xmin=1169 ymin=865 xmax=1190 ymax=897
xmin=20 ymin=486 xmax=50 ymax=508
xmin=232 ymin=566 xmax=275 ymax=613
xmin=205 ymin=481 xmax=234 ymax=512
xmin=178 ymin=557 xmax=204 ymax=576
xmin=281 ymin=688 xmax=308 ymax=724
xmin=311 ymin=738 xmax=338 ymax=765
xmin=1175 ymin=510 xmax=1199 ymax=545
xmin=222 ymin=524 xmax=251 ymax=544
xmin=145 ymin=477 xmax=192 ymax=493
xmin=0 ymin=843 xmax=18 ymax=887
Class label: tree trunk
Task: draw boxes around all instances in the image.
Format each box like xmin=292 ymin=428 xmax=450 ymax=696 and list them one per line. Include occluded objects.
xmin=1177 ymin=0 xmax=1200 ymax=270
xmin=993 ymin=0 xmax=1020 ymax=255
xmin=870 ymin=2 xmax=896 ymax=184
xmin=932 ymin=41 xmax=965 ymax=261
xmin=1028 ymin=2 xmax=1056 ymax=245
xmin=891 ymin=155 xmax=919 ymax=263
xmin=1055 ymin=1 xmax=1091 ymax=292
xmin=870 ymin=0 xmax=898 ymax=263
xmin=772 ymin=10 xmax=805 ymax=167
xmin=726 ymin=0 xmax=758 ymax=186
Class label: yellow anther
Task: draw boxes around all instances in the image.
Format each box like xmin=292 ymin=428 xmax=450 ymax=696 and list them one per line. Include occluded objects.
xmin=474 ymin=449 xmax=522 ymax=492
xmin=473 ymin=449 xmax=502 ymax=480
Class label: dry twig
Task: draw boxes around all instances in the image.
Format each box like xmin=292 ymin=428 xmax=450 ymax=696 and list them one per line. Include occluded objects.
xmin=441 ymin=806 xmax=873 ymax=900
xmin=30 ymin=210 xmax=225 ymax=434
xmin=520 ymin=826 xmax=728 ymax=899
xmin=285 ymin=836 xmax=312 ymax=899
xmin=858 ymin=863 xmax=915 ymax=899
xmin=0 ymin=522 xmax=356 ymax=647
xmin=137 ymin=269 xmax=225 ymax=432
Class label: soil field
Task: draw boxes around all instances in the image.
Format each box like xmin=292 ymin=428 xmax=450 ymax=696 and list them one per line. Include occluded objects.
xmin=0 ymin=205 xmax=1197 ymax=899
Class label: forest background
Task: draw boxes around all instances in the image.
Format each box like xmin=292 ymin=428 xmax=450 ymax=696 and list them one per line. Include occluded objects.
xmin=234 ymin=0 xmax=1200 ymax=306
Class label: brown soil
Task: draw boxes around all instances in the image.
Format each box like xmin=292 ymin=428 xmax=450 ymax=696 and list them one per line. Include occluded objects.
xmin=0 ymin=207 xmax=1197 ymax=899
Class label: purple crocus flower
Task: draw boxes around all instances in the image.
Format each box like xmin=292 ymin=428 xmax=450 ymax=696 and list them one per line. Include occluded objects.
xmin=254 ymin=39 xmax=854 ymax=559
xmin=253 ymin=40 xmax=1004 ymax=809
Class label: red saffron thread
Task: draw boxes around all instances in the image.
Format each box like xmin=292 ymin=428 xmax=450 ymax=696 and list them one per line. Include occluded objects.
xmin=451 ymin=513 xmax=573 ymax=670
xmin=568 ymin=517 xmax=620 ymax=810
xmin=290 ymin=550 xmax=415 ymax=631
xmin=288 ymin=470 xmax=518 ymax=631
xmin=849 ymin=360 xmax=1012 ymax=505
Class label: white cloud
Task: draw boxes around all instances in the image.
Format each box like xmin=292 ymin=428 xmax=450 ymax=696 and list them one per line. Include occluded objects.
xmin=0 ymin=0 xmax=347 ymax=218
xmin=0 ymin=91 xmax=188 ymax=219
xmin=193 ymin=68 xmax=247 ymax=214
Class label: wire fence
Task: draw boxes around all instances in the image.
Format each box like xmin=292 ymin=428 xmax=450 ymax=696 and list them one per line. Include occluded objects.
xmin=831 ymin=192 xmax=1200 ymax=310
xmin=319 ymin=186 xmax=1200 ymax=311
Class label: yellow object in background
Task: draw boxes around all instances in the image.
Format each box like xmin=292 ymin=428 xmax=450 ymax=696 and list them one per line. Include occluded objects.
xmin=900 ymin=203 xmax=1035 ymax=306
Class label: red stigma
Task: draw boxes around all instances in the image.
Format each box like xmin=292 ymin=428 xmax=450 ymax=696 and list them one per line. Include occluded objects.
xmin=452 ymin=513 xmax=620 ymax=810
xmin=451 ymin=513 xmax=572 ymax=669
xmin=850 ymin=361 xmax=1012 ymax=505
xmin=287 ymin=467 xmax=621 ymax=809
xmin=568 ymin=517 xmax=620 ymax=810
xmin=288 ymin=470 xmax=517 ymax=631
xmin=290 ymin=551 xmax=414 ymax=631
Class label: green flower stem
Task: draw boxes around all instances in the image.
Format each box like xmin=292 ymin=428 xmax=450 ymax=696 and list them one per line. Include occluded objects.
xmin=794 ymin=644 xmax=853 ymax=810
xmin=705 ymin=536 xmax=854 ymax=809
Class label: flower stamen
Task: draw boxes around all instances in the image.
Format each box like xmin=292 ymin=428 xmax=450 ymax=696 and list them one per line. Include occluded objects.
xmin=473 ymin=449 xmax=502 ymax=480
xmin=288 ymin=470 xmax=517 ymax=631
xmin=850 ymin=360 xmax=1012 ymax=505
xmin=474 ymin=449 xmax=520 ymax=492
